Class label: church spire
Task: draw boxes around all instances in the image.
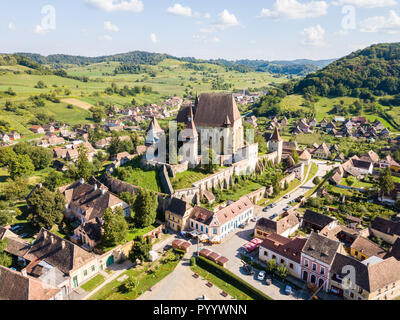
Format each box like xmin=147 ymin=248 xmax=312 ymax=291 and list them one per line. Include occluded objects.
xmin=270 ymin=126 xmax=282 ymax=142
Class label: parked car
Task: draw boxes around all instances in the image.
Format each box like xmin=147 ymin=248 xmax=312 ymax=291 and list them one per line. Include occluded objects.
xmin=269 ymin=214 xmax=278 ymax=220
xmin=271 ymin=203 xmax=277 ymax=208
xmin=283 ymin=194 xmax=290 ymax=199
xmin=196 ymin=295 xmax=209 ymax=300
xmin=251 ymin=217 xmax=258 ymax=222
xmin=283 ymin=206 xmax=292 ymax=211
xmin=257 ymin=271 xmax=266 ymax=281
xmin=10 ymin=225 xmax=21 ymax=231
xmin=239 ymin=223 xmax=246 ymax=229
xmin=243 ymin=264 xmax=254 ymax=275
xmin=285 ymin=285 xmax=292 ymax=295
xmin=265 ymin=276 xmax=271 ymax=286
xmin=263 ymin=207 xmax=269 ymax=212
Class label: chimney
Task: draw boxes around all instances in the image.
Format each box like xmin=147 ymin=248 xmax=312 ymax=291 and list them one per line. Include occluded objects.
xmin=43 ymin=231 xmax=47 ymax=239
xmin=21 ymin=269 xmax=27 ymax=277
xmin=50 ymin=236 xmax=54 ymax=244
xmin=101 ymin=188 xmax=106 ymax=195
xmin=93 ymin=184 xmax=98 ymax=191
xmin=61 ymin=241 xmax=66 ymax=250
xmin=80 ymin=178 xmax=85 ymax=185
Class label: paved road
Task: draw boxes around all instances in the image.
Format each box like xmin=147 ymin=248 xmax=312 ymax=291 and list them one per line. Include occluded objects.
xmin=258 ymin=160 xmax=337 ymax=220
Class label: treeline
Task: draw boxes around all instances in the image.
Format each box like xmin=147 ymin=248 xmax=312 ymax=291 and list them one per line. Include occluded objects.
xmin=113 ymin=64 xmax=149 ymax=75
xmin=16 ymin=51 xmax=333 ymax=77
xmin=104 ymin=83 xmax=153 ymax=97
xmin=293 ymin=43 xmax=400 ymax=97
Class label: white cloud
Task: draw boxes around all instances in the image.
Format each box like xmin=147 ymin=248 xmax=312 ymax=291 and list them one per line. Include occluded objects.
xmin=8 ymin=22 xmax=16 ymax=31
xmin=204 ymin=12 xmax=211 ymax=19
xmin=218 ymin=9 xmax=240 ymax=28
xmin=34 ymin=25 xmax=48 ymax=35
xmin=260 ymin=0 xmax=328 ymax=20
xmin=333 ymin=0 xmax=397 ymax=8
xmin=334 ymin=29 xmax=349 ymax=36
xmin=360 ymin=10 xmax=400 ymax=33
xmin=86 ymin=0 xmax=143 ymax=12
xmin=150 ymin=33 xmax=158 ymax=43
xmin=104 ymin=21 xmax=119 ymax=32
xmin=167 ymin=3 xmax=192 ymax=17
xmin=301 ymin=24 xmax=326 ymax=46
xmin=99 ymin=35 xmax=113 ymax=41
xmin=200 ymin=9 xmax=240 ymax=32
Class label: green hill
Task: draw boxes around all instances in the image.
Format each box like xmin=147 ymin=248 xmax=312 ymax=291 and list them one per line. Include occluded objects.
xmin=294 ymin=43 xmax=400 ymax=98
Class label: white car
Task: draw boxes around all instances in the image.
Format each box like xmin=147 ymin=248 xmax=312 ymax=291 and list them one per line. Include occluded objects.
xmin=257 ymin=271 xmax=266 ymax=281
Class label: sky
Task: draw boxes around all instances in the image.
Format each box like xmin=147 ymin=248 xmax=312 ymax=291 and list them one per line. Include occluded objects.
xmin=1 ymin=0 xmax=400 ymax=61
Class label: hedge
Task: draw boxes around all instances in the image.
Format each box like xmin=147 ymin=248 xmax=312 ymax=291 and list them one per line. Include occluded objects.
xmin=195 ymin=256 xmax=273 ymax=300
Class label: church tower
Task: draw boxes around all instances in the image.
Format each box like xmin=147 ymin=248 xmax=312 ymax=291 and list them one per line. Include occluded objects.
xmin=180 ymin=107 xmax=199 ymax=168
xmin=268 ymin=127 xmax=283 ymax=163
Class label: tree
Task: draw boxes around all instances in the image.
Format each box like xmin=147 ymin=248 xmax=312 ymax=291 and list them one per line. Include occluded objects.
xmin=0 ymin=202 xmax=13 ymax=227
xmin=277 ymin=264 xmax=289 ymax=279
xmin=9 ymin=154 xmax=34 ymax=179
xmin=120 ymin=276 xmax=138 ymax=293
xmin=346 ymin=176 xmax=356 ymax=187
xmin=30 ymin=147 xmax=53 ymax=170
xmin=77 ymin=144 xmax=91 ymax=181
xmin=2 ymin=177 xmax=29 ymax=201
xmin=255 ymin=135 xmax=269 ymax=154
xmin=284 ymin=180 xmax=289 ymax=190
xmin=0 ymin=147 xmax=16 ymax=167
xmin=313 ymin=177 xmax=321 ymax=185
xmin=102 ymin=207 xmax=128 ymax=246
xmin=27 ymin=187 xmax=65 ymax=229
xmin=90 ymin=107 xmax=105 ymax=123
xmin=0 ymin=239 xmax=12 ymax=267
xmin=377 ymin=168 xmax=394 ymax=197
xmin=43 ymin=170 xmax=70 ymax=191
xmin=266 ymin=259 xmax=277 ymax=274
xmin=129 ymin=236 xmax=152 ymax=263
xmin=133 ymin=188 xmax=157 ymax=228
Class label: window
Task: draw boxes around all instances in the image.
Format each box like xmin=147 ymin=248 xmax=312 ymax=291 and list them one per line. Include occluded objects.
xmin=312 ymin=263 xmax=317 ymax=271
xmin=304 ymin=259 xmax=309 ymax=267
xmin=280 ymin=259 xmax=284 ymax=264
xmin=272 ymin=255 xmax=276 ymax=260
xmin=320 ymin=267 xmax=325 ymax=275
xmin=264 ymin=251 xmax=268 ymax=257
xmin=358 ymin=288 xmax=363 ymax=294
xmin=289 ymin=263 xmax=294 ymax=269
xmin=91 ymin=265 xmax=95 ymax=272
xmin=83 ymin=270 xmax=88 ymax=277
xmin=214 ymin=228 xmax=217 ymax=235
xmin=191 ymin=221 xmax=193 ymax=228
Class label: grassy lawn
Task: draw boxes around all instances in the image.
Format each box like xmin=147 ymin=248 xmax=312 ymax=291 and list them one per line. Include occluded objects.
xmin=81 ymin=274 xmax=106 ymax=292
xmin=190 ymin=264 xmax=252 ymax=300
xmin=114 ymin=158 xmax=162 ymax=192
xmin=170 ymin=169 xmax=214 ymax=190
xmin=89 ymin=250 xmax=182 ymax=300
xmin=392 ymin=175 xmax=400 ymax=183
xmin=340 ymin=179 xmax=374 ymax=189
xmin=306 ymin=162 xmax=319 ymax=183
xmin=267 ymin=179 xmax=302 ymax=204
xmin=126 ymin=223 xmax=159 ymax=242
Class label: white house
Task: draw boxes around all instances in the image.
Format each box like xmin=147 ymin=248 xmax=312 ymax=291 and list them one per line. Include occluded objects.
xmin=259 ymin=233 xmax=307 ymax=279
xmin=189 ymin=196 xmax=254 ymax=243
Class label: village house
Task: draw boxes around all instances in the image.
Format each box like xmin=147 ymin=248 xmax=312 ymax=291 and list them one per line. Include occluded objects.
xmin=58 ymin=178 xmax=131 ymax=249
xmin=95 ymin=137 xmax=113 ymax=149
xmin=111 ymin=152 xmax=134 ymax=166
xmin=42 ymin=124 xmax=55 ymax=133
xmin=0 ymin=265 xmax=62 ymax=300
xmin=30 ymin=125 xmax=45 ymax=134
xmin=189 ymin=196 xmax=254 ymax=243
xmin=379 ymin=155 xmax=400 ymax=173
xmin=350 ymin=235 xmax=387 ymax=261
xmin=0 ymin=132 xmax=10 ymax=143
xmin=302 ymin=210 xmax=337 ymax=233
xmin=300 ymin=232 xmax=343 ymax=292
xmin=313 ymin=143 xmax=331 ymax=159
xmin=330 ymin=254 xmax=400 ymax=300
xmin=254 ymin=213 xmax=300 ymax=239
xmin=165 ymin=198 xmax=194 ymax=232
xmin=259 ymin=233 xmax=307 ymax=278
xmin=370 ymin=217 xmax=400 ymax=245
xmin=8 ymin=131 xmax=21 ymax=140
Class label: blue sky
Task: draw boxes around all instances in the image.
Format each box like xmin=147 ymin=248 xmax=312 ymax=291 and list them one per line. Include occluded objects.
xmin=1 ymin=0 xmax=400 ymax=60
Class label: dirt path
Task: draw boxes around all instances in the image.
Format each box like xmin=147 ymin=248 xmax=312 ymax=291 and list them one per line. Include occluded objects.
xmin=61 ymin=98 xmax=94 ymax=110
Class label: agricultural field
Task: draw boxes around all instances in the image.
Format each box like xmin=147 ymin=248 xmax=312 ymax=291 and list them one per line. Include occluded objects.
xmin=0 ymin=57 xmax=287 ymax=138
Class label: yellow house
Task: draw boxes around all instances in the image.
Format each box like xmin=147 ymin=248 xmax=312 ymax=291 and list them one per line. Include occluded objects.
xmin=350 ymin=236 xmax=387 ymax=261
xmin=330 ymin=254 xmax=400 ymax=300
xmin=165 ymin=198 xmax=193 ymax=232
